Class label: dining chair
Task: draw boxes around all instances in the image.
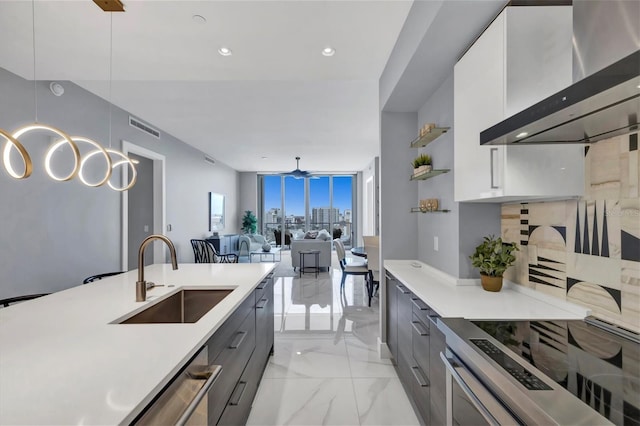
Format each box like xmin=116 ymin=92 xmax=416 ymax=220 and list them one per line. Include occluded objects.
xmin=83 ymin=271 xmax=124 ymax=284
xmin=334 ymin=238 xmax=370 ymax=293
xmin=191 ymin=239 xmax=238 ymax=263
xmin=363 ymin=235 xmax=380 ymax=307
xmin=0 ymin=293 xmax=50 ymax=308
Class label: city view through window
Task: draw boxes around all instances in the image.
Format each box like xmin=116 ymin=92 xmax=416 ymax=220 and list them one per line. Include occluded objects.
xmin=260 ymin=175 xmax=354 ymax=248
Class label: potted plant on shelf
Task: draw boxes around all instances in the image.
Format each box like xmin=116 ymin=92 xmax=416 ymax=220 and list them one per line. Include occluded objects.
xmin=470 ymin=235 xmax=519 ymax=292
xmin=412 ymin=153 xmax=432 ymax=177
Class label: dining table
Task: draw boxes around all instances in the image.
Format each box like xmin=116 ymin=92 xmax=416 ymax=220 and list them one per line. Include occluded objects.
xmin=350 ymin=246 xmax=367 ymax=258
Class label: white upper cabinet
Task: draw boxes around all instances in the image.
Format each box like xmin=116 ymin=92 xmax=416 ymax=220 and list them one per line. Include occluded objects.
xmin=454 ymin=6 xmax=585 ymax=203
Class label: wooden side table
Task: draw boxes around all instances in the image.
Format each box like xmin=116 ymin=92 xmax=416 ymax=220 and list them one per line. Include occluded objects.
xmin=299 ymin=250 xmax=320 ymax=278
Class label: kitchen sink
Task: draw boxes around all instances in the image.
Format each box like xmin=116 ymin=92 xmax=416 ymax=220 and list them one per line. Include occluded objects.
xmin=120 ymin=289 xmax=233 ymax=324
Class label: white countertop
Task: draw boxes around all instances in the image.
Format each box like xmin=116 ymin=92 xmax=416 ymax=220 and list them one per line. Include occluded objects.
xmin=384 ymin=260 xmax=588 ymax=320
xmin=0 ymin=263 xmax=275 ymax=425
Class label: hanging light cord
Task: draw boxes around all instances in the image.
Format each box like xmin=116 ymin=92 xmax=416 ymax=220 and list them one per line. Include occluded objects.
xmin=108 ymin=12 xmax=113 ymax=148
xmin=32 ymin=0 xmax=38 ymax=123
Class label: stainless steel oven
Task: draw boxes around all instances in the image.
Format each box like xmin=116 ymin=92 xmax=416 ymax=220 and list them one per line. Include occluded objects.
xmin=441 ymin=350 xmax=521 ymax=426
xmin=135 ymin=346 xmax=222 ymax=425
xmin=438 ymin=318 xmax=620 ymax=426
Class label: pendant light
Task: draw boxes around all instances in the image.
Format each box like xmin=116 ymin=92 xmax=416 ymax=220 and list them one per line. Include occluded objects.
xmin=104 ymin=11 xmax=136 ymax=192
xmin=1 ymin=0 xmax=81 ymax=182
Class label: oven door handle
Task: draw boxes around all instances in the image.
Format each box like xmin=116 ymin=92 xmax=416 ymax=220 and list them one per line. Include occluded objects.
xmin=440 ymin=352 xmax=518 ymax=426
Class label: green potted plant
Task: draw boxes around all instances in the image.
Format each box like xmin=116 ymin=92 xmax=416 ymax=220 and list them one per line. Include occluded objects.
xmin=470 ymin=235 xmax=519 ymax=292
xmin=241 ymin=210 xmax=257 ymax=234
xmin=412 ymin=153 xmax=432 ymax=176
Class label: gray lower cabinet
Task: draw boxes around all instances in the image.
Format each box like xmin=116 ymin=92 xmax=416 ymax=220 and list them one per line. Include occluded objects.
xmin=135 ymin=273 xmax=275 ymax=426
xmin=386 ymin=271 xmax=446 ymax=426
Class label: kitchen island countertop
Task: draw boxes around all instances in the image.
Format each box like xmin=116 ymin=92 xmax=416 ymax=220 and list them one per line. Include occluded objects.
xmin=0 ymin=263 xmax=275 ymax=425
xmin=385 ymin=260 xmax=588 ymax=320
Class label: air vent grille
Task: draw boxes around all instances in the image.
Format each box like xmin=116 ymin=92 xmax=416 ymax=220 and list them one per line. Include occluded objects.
xmin=129 ymin=116 xmax=160 ymax=139
xmin=204 ymin=155 xmax=216 ymax=165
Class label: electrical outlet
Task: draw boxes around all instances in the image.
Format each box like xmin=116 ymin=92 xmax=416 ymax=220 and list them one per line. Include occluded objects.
xmin=434 ymin=236 xmax=439 ymax=251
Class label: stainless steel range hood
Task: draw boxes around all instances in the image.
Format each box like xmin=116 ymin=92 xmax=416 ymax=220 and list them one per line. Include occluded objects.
xmin=480 ymin=49 xmax=640 ymax=145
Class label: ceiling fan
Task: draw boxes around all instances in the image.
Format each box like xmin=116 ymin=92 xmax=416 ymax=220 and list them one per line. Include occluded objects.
xmin=285 ymin=156 xmax=312 ymax=178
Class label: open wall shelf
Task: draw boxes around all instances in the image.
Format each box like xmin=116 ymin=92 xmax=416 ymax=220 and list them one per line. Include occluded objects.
xmin=410 ymin=169 xmax=450 ymax=181
xmin=410 ymin=127 xmax=450 ymax=148
xmin=410 ymin=208 xmax=450 ymax=213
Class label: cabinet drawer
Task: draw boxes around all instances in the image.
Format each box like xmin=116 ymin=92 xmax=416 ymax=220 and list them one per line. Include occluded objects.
xmin=411 ymin=313 xmax=430 ymax=376
xmin=255 ymin=279 xmax=274 ymax=363
xmin=217 ymin=350 xmax=264 ymax=426
xmin=207 ymin=295 xmax=254 ymax=362
xmin=411 ymin=363 xmax=430 ymax=425
xmin=411 ymin=297 xmax=431 ymax=327
xmin=208 ymin=309 xmax=256 ymax=424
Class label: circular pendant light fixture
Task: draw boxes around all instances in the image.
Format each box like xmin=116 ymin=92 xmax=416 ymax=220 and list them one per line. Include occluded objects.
xmin=0 ymin=128 xmax=32 ymax=179
xmin=107 ymin=149 xmax=137 ymax=192
xmin=5 ymin=124 xmax=81 ymax=181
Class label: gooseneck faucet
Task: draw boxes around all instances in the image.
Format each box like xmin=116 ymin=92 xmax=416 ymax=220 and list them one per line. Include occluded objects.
xmin=136 ymin=234 xmax=178 ymax=302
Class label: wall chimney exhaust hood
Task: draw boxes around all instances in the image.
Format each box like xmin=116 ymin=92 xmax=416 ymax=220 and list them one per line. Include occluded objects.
xmin=480 ymin=49 xmax=639 ymax=145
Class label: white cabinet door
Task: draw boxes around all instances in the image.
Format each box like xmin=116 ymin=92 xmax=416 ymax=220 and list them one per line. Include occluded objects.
xmin=454 ymin=11 xmax=505 ymax=202
xmin=454 ymin=6 xmax=583 ymax=202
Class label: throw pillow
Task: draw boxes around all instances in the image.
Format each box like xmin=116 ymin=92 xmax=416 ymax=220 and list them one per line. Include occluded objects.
xmin=304 ymin=230 xmax=319 ymax=239
xmin=316 ymin=229 xmax=331 ymax=241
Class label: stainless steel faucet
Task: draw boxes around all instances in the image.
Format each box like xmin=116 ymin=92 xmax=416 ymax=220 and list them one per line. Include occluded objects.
xmin=136 ymin=234 xmax=178 ymax=302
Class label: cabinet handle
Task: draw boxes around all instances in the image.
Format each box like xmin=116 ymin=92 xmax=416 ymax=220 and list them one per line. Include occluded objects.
xmin=229 ymin=331 xmax=247 ymax=349
xmin=228 ymin=381 xmax=247 ymax=406
xmin=412 ymin=321 xmax=429 ymax=336
xmin=411 ymin=298 xmax=428 ymax=311
xmin=427 ymin=315 xmax=439 ymax=327
xmin=490 ymin=148 xmax=499 ymax=189
xmin=256 ymin=298 xmax=269 ymax=309
xmin=176 ymin=365 xmax=222 ymax=426
xmin=256 ymin=280 xmax=268 ymax=290
xmin=395 ymin=284 xmax=410 ymax=294
xmin=411 ymin=366 xmax=430 ymax=387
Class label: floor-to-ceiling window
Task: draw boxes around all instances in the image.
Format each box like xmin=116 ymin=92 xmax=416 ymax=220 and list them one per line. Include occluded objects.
xmin=259 ymin=174 xmax=356 ymax=248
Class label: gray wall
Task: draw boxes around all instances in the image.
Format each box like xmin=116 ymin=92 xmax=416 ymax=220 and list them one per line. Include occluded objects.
xmin=416 ymin=75 xmax=500 ymax=278
xmin=415 ymin=75 xmax=460 ymax=277
xmin=0 ymin=68 xmax=238 ymax=298
xmin=380 ymin=111 xmax=418 ymax=262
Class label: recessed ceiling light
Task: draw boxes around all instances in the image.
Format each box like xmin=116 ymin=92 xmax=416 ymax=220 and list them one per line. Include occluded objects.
xmin=516 ymin=132 xmax=528 ymax=138
xmin=637 ymin=84 xmax=640 ymax=89
xmin=192 ymin=14 xmax=206 ymax=24
xmin=322 ymin=47 xmax=335 ymax=57
xmin=218 ymin=47 xmax=232 ymax=56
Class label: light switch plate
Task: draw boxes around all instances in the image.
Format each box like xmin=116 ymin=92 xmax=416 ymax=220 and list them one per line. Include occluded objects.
xmin=434 ymin=236 xmax=439 ymax=251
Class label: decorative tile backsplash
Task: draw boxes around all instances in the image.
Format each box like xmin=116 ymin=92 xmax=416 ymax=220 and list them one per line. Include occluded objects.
xmin=502 ymin=134 xmax=640 ymax=333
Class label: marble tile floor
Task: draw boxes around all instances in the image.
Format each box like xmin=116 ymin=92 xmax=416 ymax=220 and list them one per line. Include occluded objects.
xmin=247 ymin=252 xmax=418 ymax=426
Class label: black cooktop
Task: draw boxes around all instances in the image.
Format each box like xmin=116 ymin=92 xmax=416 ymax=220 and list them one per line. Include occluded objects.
xmin=471 ymin=319 xmax=640 ymax=426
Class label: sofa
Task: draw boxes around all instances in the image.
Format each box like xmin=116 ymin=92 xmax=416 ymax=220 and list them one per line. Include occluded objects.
xmin=238 ymin=234 xmax=268 ymax=256
xmin=291 ymin=239 xmax=332 ymax=270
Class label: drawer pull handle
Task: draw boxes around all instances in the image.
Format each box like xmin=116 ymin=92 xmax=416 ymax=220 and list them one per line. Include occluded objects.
xmin=411 ymin=298 xmax=428 ymax=310
xmin=395 ymin=284 xmax=410 ymax=294
xmin=176 ymin=365 xmax=222 ymax=426
xmin=256 ymin=280 xmax=268 ymax=290
xmin=229 ymin=381 xmax=247 ymax=406
xmin=229 ymin=331 xmax=247 ymax=349
xmin=411 ymin=366 xmax=429 ymax=387
xmin=411 ymin=321 xmax=429 ymax=336
xmin=256 ymin=298 xmax=269 ymax=309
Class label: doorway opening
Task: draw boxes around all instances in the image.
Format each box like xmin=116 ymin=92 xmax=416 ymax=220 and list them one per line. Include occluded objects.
xmin=121 ymin=141 xmax=166 ymax=271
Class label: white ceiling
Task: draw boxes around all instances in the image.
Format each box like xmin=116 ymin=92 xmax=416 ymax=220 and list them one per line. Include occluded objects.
xmin=0 ymin=0 xmax=415 ymax=173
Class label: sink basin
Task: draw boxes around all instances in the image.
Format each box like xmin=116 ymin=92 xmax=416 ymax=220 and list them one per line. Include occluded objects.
xmin=120 ymin=289 xmax=232 ymax=324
